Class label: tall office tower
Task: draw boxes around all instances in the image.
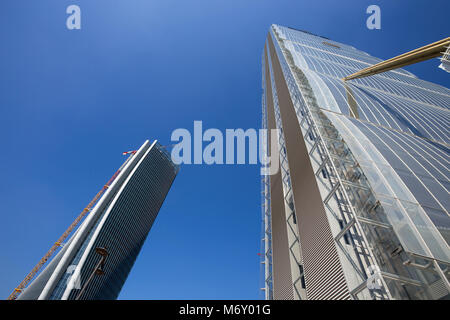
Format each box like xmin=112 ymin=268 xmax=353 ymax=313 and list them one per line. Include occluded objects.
xmin=261 ymin=24 xmax=450 ymax=300
xmin=18 ymin=140 xmax=179 ymax=300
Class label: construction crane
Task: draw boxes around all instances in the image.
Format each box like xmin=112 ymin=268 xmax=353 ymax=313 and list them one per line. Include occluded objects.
xmin=6 ymin=150 xmax=137 ymax=300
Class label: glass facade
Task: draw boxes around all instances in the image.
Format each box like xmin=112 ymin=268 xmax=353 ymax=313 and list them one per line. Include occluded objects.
xmin=18 ymin=140 xmax=179 ymax=300
xmin=262 ymin=24 xmax=450 ymax=300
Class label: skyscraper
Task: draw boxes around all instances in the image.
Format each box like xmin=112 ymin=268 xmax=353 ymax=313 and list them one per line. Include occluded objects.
xmin=18 ymin=140 xmax=179 ymax=300
xmin=261 ymin=25 xmax=450 ymax=300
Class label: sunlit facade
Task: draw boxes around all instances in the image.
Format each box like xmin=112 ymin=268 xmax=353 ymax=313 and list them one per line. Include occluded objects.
xmin=18 ymin=140 xmax=179 ymax=300
xmin=261 ymin=24 xmax=450 ymax=300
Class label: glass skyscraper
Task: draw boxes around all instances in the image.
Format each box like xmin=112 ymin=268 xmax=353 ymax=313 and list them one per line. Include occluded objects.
xmin=261 ymin=24 xmax=449 ymax=300
xmin=18 ymin=140 xmax=179 ymax=300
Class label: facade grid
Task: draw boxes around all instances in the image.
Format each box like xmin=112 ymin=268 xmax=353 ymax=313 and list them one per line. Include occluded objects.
xmin=18 ymin=140 xmax=178 ymax=300
xmin=262 ymin=24 xmax=450 ymax=300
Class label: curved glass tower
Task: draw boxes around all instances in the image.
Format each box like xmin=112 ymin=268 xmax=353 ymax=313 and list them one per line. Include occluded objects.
xmin=18 ymin=140 xmax=179 ymax=300
xmin=261 ymin=25 xmax=450 ymax=300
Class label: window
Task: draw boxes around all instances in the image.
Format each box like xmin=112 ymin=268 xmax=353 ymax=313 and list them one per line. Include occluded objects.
xmin=298 ymin=264 xmax=306 ymax=289
xmin=338 ymin=219 xmax=351 ymax=245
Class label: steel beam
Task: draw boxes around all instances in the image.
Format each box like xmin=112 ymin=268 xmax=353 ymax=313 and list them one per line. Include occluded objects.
xmin=343 ymin=38 xmax=450 ymax=81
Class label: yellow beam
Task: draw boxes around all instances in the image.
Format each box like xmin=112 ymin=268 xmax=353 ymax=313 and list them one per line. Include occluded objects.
xmin=343 ymin=37 xmax=450 ymax=81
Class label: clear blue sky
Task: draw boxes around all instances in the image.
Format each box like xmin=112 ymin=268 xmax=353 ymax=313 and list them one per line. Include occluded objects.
xmin=0 ymin=0 xmax=448 ymax=300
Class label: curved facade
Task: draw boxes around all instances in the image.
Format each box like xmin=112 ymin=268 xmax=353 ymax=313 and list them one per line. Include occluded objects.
xmin=18 ymin=140 xmax=179 ymax=300
xmin=262 ymin=25 xmax=450 ymax=300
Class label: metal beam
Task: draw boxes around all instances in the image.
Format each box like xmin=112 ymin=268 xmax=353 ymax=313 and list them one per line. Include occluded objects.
xmin=357 ymin=216 xmax=392 ymax=229
xmin=343 ymin=37 xmax=450 ymax=81
xmin=335 ymin=218 xmax=356 ymax=241
xmin=380 ymin=271 xmax=422 ymax=287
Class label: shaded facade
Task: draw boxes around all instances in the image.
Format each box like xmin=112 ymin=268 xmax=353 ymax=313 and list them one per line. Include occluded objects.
xmin=261 ymin=25 xmax=450 ymax=300
xmin=18 ymin=140 xmax=179 ymax=300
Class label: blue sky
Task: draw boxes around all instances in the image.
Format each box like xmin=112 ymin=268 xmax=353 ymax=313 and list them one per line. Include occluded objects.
xmin=0 ymin=0 xmax=448 ymax=300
